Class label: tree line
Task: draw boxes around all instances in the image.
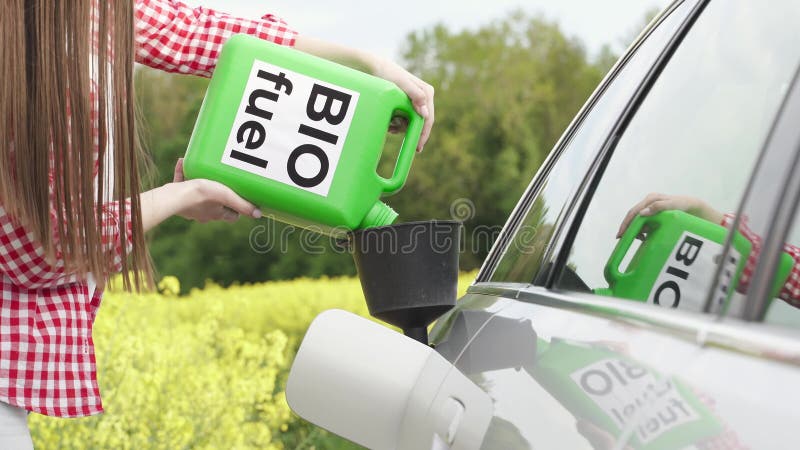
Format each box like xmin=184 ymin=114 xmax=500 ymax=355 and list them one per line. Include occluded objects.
xmin=136 ymin=12 xmax=618 ymax=293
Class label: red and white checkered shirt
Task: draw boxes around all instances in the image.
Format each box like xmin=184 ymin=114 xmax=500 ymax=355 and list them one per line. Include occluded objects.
xmin=722 ymin=213 xmax=800 ymax=309
xmin=0 ymin=0 xmax=296 ymax=418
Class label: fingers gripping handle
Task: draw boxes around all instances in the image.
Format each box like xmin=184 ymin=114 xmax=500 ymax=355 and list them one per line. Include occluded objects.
xmin=377 ymin=110 xmax=424 ymax=195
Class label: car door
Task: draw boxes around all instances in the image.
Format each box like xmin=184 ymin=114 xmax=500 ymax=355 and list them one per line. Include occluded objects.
xmin=664 ymin=34 xmax=800 ymax=448
xmin=430 ymin=0 xmax=800 ymax=448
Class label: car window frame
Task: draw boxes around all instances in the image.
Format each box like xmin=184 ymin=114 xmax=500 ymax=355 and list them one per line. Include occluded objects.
xmin=466 ymin=0 xmax=800 ymax=367
xmin=532 ymin=0 xmax=800 ymax=328
xmin=545 ymin=0 xmax=800 ymax=322
xmin=542 ymin=0 xmax=711 ymax=288
xmin=723 ymin=64 xmax=800 ymax=322
xmin=475 ymin=0 xmax=690 ymax=284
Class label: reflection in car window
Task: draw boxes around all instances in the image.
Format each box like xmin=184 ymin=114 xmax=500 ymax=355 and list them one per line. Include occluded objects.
xmin=556 ymin=0 xmax=800 ymax=314
xmin=759 ymin=194 xmax=800 ymax=327
xmin=489 ymin=1 xmax=694 ymax=283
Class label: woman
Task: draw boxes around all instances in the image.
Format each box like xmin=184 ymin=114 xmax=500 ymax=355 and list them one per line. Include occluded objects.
xmin=0 ymin=0 xmax=435 ymax=447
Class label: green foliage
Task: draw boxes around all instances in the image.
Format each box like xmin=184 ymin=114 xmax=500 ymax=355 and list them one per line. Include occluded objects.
xmin=136 ymin=11 xmax=614 ymax=291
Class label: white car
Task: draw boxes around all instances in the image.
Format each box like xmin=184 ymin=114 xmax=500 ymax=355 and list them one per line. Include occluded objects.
xmin=287 ymin=0 xmax=800 ymax=448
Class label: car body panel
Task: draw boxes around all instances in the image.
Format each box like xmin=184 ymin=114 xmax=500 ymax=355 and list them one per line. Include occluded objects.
xmin=431 ymin=287 xmax=800 ymax=449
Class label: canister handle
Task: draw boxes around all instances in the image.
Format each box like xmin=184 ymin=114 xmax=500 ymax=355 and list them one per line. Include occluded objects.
xmin=377 ymin=108 xmax=424 ymax=195
xmin=605 ymin=215 xmax=648 ymax=286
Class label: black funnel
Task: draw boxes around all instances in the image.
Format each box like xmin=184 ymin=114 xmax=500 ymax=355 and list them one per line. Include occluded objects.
xmin=349 ymin=220 xmax=461 ymax=345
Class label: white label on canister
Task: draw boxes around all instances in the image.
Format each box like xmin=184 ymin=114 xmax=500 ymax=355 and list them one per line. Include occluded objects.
xmin=646 ymin=232 xmax=738 ymax=312
xmin=570 ymin=358 xmax=700 ymax=444
xmin=220 ymin=59 xmax=359 ymax=196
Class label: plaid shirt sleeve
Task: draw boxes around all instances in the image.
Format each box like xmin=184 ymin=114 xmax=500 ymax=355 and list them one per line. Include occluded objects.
xmin=721 ymin=213 xmax=800 ymax=308
xmin=134 ymin=0 xmax=298 ymax=78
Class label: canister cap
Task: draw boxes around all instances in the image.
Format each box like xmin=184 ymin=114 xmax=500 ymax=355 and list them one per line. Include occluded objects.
xmin=359 ymin=201 xmax=398 ymax=229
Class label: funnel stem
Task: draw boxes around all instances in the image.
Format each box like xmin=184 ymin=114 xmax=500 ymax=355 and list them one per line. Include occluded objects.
xmin=404 ymin=327 xmax=429 ymax=345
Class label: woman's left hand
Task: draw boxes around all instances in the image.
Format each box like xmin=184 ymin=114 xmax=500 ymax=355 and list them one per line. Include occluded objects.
xmin=616 ymin=193 xmax=724 ymax=238
xmin=372 ymin=58 xmax=435 ymax=152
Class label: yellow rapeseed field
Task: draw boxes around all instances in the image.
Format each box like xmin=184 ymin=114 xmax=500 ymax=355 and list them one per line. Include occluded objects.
xmin=29 ymin=272 xmax=477 ymax=449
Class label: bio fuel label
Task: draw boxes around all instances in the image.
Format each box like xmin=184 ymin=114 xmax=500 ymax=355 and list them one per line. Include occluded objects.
xmin=646 ymin=232 xmax=739 ymax=312
xmin=570 ymin=358 xmax=700 ymax=445
xmin=221 ymin=59 xmax=360 ymax=197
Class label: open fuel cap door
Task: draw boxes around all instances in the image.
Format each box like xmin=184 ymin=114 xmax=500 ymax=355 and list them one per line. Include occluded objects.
xmin=286 ymin=309 xmax=492 ymax=450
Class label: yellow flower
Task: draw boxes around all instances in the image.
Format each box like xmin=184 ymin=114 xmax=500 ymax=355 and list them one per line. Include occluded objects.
xmin=29 ymin=271 xmax=478 ymax=449
xmin=157 ymin=275 xmax=181 ymax=297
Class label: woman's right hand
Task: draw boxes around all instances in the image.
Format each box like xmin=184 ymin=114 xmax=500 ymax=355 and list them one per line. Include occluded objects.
xmin=171 ymin=179 xmax=262 ymax=223
xmin=139 ymin=158 xmax=261 ymax=232
xmin=170 ymin=158 xmax=261 ymax=223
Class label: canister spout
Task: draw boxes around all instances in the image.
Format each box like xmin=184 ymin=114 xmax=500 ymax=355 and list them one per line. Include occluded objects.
xmin=359 ymin=201 xmax=398 ymax=229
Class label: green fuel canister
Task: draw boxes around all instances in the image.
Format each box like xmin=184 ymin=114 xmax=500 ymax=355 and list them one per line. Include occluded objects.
xmin=183 ymin=34 xmax=424 ymax=236
xmin=594 ymin=210 xmax=793 ymax=312
xmin=532 ymin=338 xmax=723 ymax=450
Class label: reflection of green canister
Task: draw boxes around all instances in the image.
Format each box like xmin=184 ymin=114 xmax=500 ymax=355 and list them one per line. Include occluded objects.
xmin=184 ymin=35 xmax=424 ymax=236
xmin=533 ymin=338 xmax=722 ymax=450
xmin=595 ymin=210 xmax=792 ymax=312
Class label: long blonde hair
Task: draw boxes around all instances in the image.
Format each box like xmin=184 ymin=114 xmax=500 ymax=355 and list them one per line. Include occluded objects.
xmin=0 ymin=0 xmax=153 ymax=291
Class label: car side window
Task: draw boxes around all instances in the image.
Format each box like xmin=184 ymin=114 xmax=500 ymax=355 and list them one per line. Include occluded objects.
xmin=707 ymin=65 xmax=800 ymax=326
xmin=555 ymin=0 xmax=800 ymax=313
xmin=489 ymin=0 xmax=694 ymax=283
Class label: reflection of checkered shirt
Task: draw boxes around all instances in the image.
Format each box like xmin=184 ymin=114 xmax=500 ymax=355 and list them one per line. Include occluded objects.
xmin=722 ymin=213 xmax=800 ymax=308
xmin=0 ymin=0 xmax=296 ymax=418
